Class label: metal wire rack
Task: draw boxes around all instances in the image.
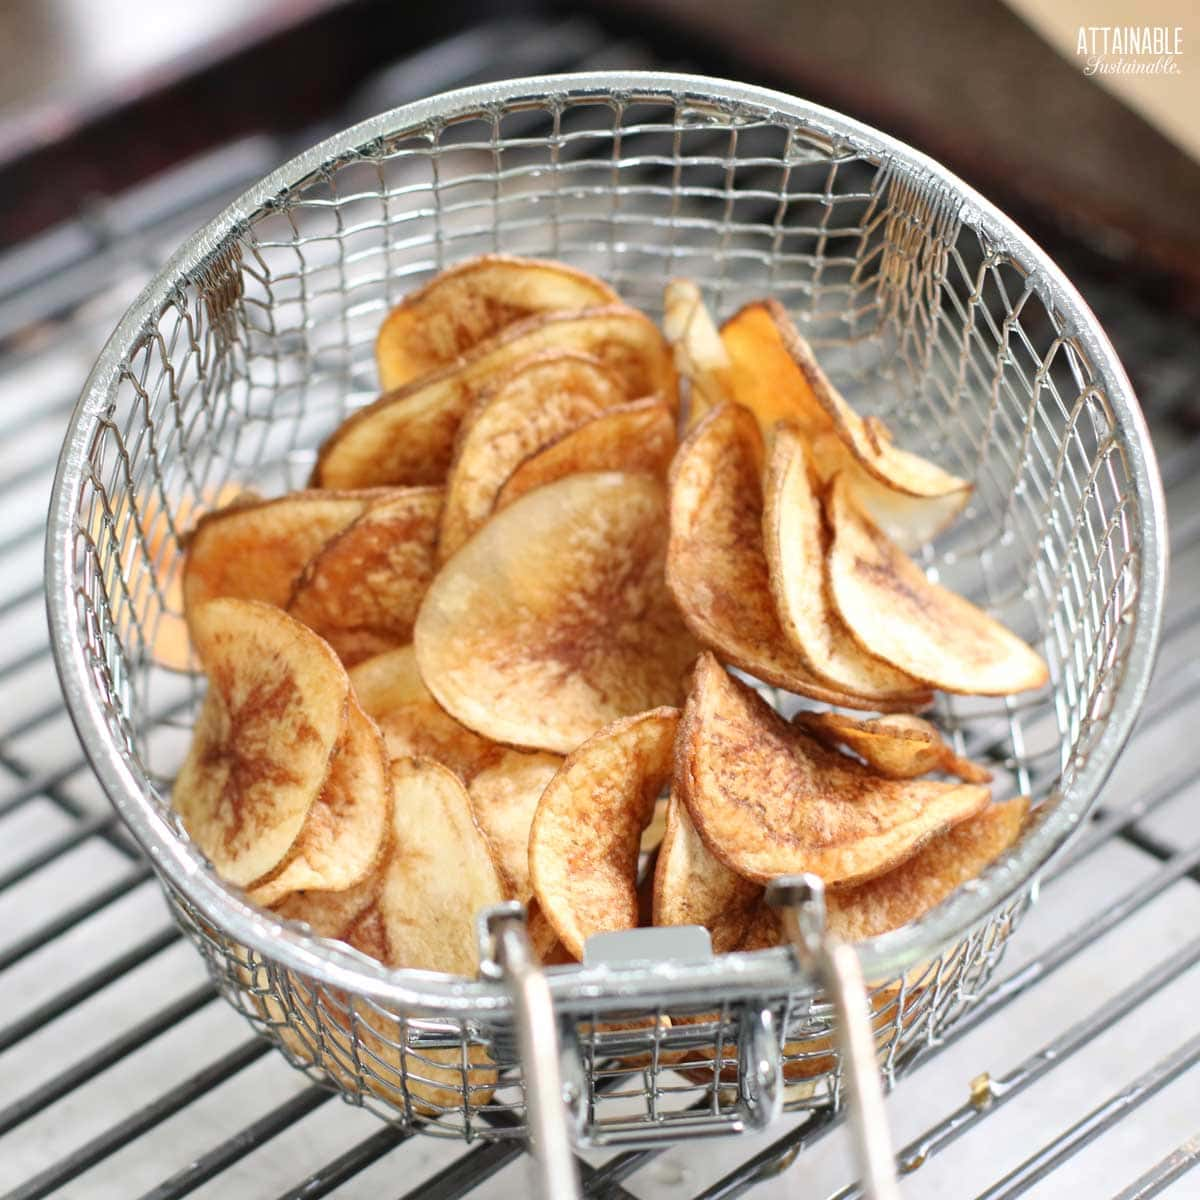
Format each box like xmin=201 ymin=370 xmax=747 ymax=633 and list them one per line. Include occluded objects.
xmin=1 ymin=15 xmax=1195 ymax=1198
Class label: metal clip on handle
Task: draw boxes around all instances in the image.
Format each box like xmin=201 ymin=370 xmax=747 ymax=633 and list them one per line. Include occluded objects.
xmin=767 ymin=875 xmax=902 ymax=1200
xmin=480 ymin=903 xmax=582 ymax=1200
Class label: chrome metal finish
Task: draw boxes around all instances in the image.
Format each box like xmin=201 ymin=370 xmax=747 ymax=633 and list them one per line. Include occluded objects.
xmin=769 ymin=875 xmax=902 ymax=1200
xmin=482 ymin=906 xmax=582 ymax=1200
xmin=42 ymin=69 xmax=1165 ymax=1150
xmin=737 ymin=1005 xmax=783 ymax=1132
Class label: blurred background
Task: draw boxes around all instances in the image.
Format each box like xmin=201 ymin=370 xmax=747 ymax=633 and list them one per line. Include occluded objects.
xmin=2 ymin=3 xmax=1200 ymax=1199
xmin=0 ymin=0 xmax=1196 ymax=417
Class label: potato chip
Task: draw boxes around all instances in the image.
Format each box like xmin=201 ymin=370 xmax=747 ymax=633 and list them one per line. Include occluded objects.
xmin=666 ymin=402 xmax=917 ymax=709
xmin=375 ymin=254 xmax=619 ymax=390
xmin=365 ymin=757 xmax=505 ymax=976
xmin=495 ymin=398 xmax=677 ymax=510
xmin=184 ymin=491 xmax=374 ymax=621
xmin=762 ymin=423 xmax=932 ymax=705
xmin=340 ymin=674 xmax=556 ymax=917
xmin=239 ymin=945 xmax=495 ymax=1118
xmin=247 ymin=699 xmax=391 ymax=907
xmin=677 ymin=653 xmax=990 ymax=885
xmin=314 ymin=305 xmax=677 ymax=489
xmin=792 ymin=712 xmax=992 ymax=783
xmin=808 ymin=430 xmax=966 ymax=551
xmin=414 ymin=472 xmax=699 ymax=754
xmin=824 ymin=797 xmax=1029 ymax=943
xmin=272 ymin=859 xmax=385 ymax=939
xmin=467 ymin=749 xmax=562 ymax=901
xmin=529 ymin=708 xmax=678 ymax=959
xmin=652 ymin=795 xmax=762 ymax=954
xmin=107 ymin=482 xmax=251 ymax=672
xmin=722 ymin=300 xmax=970 ymax=503
xmin=527 ymin=898 xmax=572 ymax=963
xmin=325 ymin=991 xmax=499 ymax=1117
xmin=674 ymin=986 xmax=895 ymax=1086
xmin=348 ymin=645 xmax=501 ymax=778
xmin=173 ymin=600 xmax=349 ymax=887
xmin=826 ymin=474 xmax=1050 ymax=694
xmin=716 ymin=800 xmax=1024 ymax=950
xmin=287 ymin=488 xmax=442 ymax=665
xmin=438 ymin=352 xmax=625 ymax=560
xmin=662 ymin=279 xmax=733 ymax=428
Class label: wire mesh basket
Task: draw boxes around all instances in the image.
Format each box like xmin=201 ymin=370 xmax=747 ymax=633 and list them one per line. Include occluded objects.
xmin=47 ymin=73 xmax=1165 ymax=1153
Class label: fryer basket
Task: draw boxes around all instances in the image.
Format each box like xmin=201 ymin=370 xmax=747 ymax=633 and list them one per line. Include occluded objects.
xmin=46 ymin=73 xmax=1165 ymax=1149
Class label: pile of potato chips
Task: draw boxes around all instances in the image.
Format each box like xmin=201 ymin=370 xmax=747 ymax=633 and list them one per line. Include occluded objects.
xmin=173 ymin=255 xmax=1046 ymax=997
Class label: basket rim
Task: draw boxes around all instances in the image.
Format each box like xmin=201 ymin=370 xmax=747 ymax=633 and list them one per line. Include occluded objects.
xmin=46 ymin=70 xmax=1167 ymax=1014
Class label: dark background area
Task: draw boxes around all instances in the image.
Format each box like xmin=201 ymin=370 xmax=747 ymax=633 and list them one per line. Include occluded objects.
xmin=1 ymin=0 xmax=1198 ymax=308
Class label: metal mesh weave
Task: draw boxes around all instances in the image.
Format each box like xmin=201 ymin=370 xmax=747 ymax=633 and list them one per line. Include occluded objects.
xmin=51 ymin=76 xmax=1159 ymax=1144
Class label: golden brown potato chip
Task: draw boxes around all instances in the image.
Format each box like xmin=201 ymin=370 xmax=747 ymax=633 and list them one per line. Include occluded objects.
xmin=676 ymin=802 xmax=1022 ymax=1085
xmin=414 ymin=472 xmax=699 ymax=755
xmin=527 ymin=898 xmax=573 ymax=963
xmin=335 ymin=1001 xmax=498 ymax=1117
xmin=826 ymin=474 xmax=1050 ymax=694
xmin=495 ymin=398 xmax=677 ymax=510
xmin=824 ymin=797 xmax=1029 ymax=943
xmin=315 ymin=305 xmax=677 ymax=489
xmin=361 ymin=757 xmax=505 ymax=976
xmin=173 ymin=600 xmax=349 ymax=887
xmin=247 ymin=699 xmax=391 ymax=907
xmin=287 ymin=488 xmax=442 ymax=665
xmin=438 ymin=352 xmax=626 ymax=560
xmin=375 ymin=254 xmax=619 ymax=390
xmin=467 ymin=749 xmax=562 ymax=901
xmin=808 ymin=430 xmax=966 ymax=551
xmin=348 ymin=645 xmax=501 ymax=778
xmin=762 ymin=423 xmax=932 ymax=704
xmin=529 ymin=708 xmax=678 ymax=959
xmin=673 ymin=991 xmax=895 ymax=1087
xmin=662 ymin=279 xmax=734 ymax=428
xmin=183 ymin=490 xmax=375 ymax=622
xmin=717 ymin=800 xmax=1023 ymax=950
xmin=722 ymin=300 xmax=970 ymax=502
xmin=677 ymin=653 xmax=990 ymax=885
xmin=652 ymin=795 xmax=762 ymax=954
xmin=298 ymin=952 xmax=497 ymax=1116
xmin=666 ymin=402 xmax=919 ymax=709
xmin=108 ymin=482 xmax=251 ymax=672
xmin=792 ymin=712 xmax=992 ymax=783
xmin=350 ymin=652 xmax=570 ymax=911
xmin=271 ymin=859 xmax=385 ymax=939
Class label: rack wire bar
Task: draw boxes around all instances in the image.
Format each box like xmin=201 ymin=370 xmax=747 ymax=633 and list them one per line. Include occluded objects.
xmin=134 ymin=1087 xmax=335 ymax=1200
xmin=972 ymin=1033 xmax=1200 ymax=1200
xmin=2 ymin=14 xmax=1198 ymax=1200
xmin=6 ymin=1041 xmax=272 ymax=1200
xmin=0 ymin=927 xmax=182 ymax=1054
xmin=1109 ymin=1135 xmax=1200 ymax=1200
xmin=270 ymin=1126 xmax=415 ymax=1200
xmin=0 ymin=983 xmax=216 ymax=1138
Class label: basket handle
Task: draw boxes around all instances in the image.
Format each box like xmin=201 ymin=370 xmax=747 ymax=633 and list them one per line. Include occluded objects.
xmin=481 ymin=903 xmax=583 ymax=1200
xmin=767 ymin=875 xmax=902 ymax=1200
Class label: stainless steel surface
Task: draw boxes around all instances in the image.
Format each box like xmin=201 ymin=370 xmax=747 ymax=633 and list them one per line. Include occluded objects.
xmin=42 ymin=68 xmax=1163 ymax=1146
xmin=770 ymin=877 xmax=901 ymax=1200
xmin=0 ymin=15 xmax=1192 ymax=1197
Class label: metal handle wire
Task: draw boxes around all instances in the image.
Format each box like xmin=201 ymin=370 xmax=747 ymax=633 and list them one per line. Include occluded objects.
xmin=768 ymin=876 xmax=903 ymax=1200
xmin=482 ymin=904 xmax=583 ymax=1200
